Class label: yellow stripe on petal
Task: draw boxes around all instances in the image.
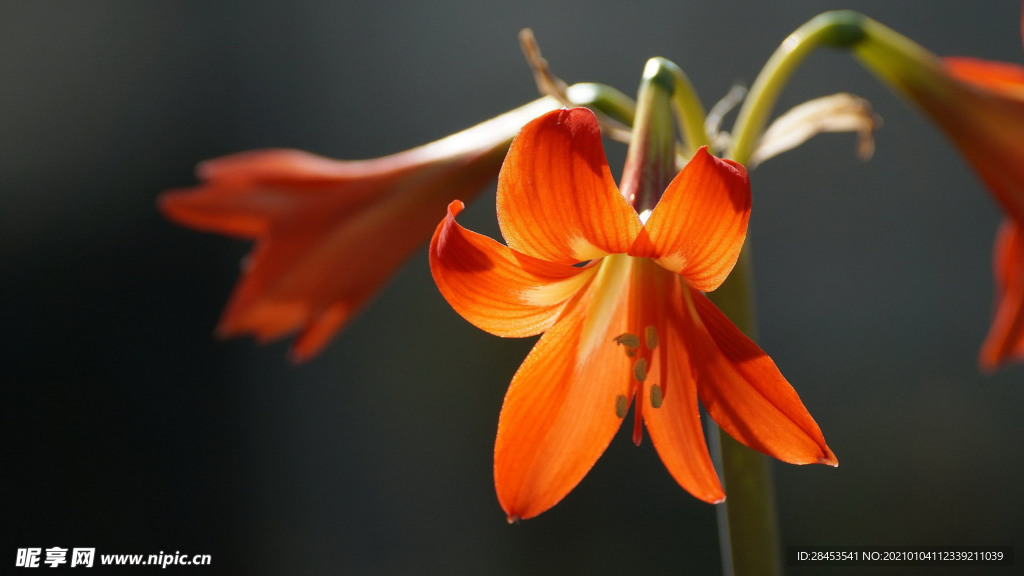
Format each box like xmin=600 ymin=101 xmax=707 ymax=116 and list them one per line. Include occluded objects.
xmin=522 ymin=265 xmax=598 ymax=307
xmin=567 ymin=235 xmax=610 ymax=262
xmin=577 ymin=254 xmax=633 ymax=365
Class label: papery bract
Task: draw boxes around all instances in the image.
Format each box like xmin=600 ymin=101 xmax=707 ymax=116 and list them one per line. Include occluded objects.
xmin=430 ymin=108 xmax=835 ymax=521
xmin=160 ymin=99 xmax=558 ymax=361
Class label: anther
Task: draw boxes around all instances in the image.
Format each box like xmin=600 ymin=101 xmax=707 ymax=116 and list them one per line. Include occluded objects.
xmin=645 ymin=325 xmax=659 ymax=350
xmin=633 ymin=358 xmax=648 ymax=382
xmin=614 ymin=333 xmax=641 ymax=358
xmin=650 ymin=384 xmax=664 ymax=408
xmin=614 ymin=394 xmax=629 ymax=418
xmin=614 ymin=333 xmax=640 ymax=349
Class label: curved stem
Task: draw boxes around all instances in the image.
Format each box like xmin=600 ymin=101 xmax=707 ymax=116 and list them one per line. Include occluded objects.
xmin=656 ymin=57 xmax=710 ymax=154
xmin=567 ymin=60 xmax=707 ymax=161
xmin=569 ymin=61 xmax=708 ymax=160
xmin=710 ymin=13 xmax=870 ymax=575
xmin=729 ymin=10 xmax=867 ymax=165
xmin=566 ymin=82 xmax=637 ymax=125
xmin=847 ymin=17 xmax=955 ymax=101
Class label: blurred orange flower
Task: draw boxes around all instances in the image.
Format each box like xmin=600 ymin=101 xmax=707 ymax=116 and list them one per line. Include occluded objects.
xmin=430 ymin=108 xmax=835 ymax=521
xmin=854 ymin=11 xmax=1024 ymax=369
xmin=943 ymin=40 xmax=1024 ymax=369
xmin=981 ymin=220 xmax=1024 ymax=369
xmin=160 ymin=99 xmax=557 ymax=361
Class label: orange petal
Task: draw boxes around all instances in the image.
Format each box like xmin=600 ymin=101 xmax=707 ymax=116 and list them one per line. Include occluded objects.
xmin=213 ymin=217 xmax=364 ymax=350
xmin=642 ymin=269 xmax=724 ymax=503
xmin=980 ymin=220 xmax=1024 ymax=370
xmin=921 ymin=59 xmax=1024 ymax=224
xmin=944 ymin=57 xmax=1024 ymax=98
xmin=290 ymin=302 xmax=354 ymax=363
xmin=216 ymin=168 xmax=469 ymax=359
xmin=196 ymin=148 xmax=400 ymax=181
xmin=629 ymin=148 xmax=751 ymax=292
xmin=159 ymin=149 xmax=392 ymax=239
xmin=494 ymin=272 xmax=633 ymax=521
xmin=159 ymin=182 xmax=278 ymax=238
xmin=678 ymin=287 xmax=836 ymax=466
xmin=496 ymin=108 xmax=641 ymax=265
xmin=430 ymin=201 xmax=594 ymax=337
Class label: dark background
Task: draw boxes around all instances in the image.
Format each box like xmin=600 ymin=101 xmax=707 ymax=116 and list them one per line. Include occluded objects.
xmin=4 ymin=1 xmax=1023 ymax=574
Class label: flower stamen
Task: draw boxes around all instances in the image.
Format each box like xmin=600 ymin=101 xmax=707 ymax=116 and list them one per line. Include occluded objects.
xmin=645 ymin=325 xmax=659 ymax=350
xmin=633 ymin=358 xmax=649 ymax=382
xmin=649 ymin=383 xmax=664 ymax=408
xmin=614 ymin=394 xmax=629 ymax=419
xmin=614 ymin=332 xmax=640 ymax=350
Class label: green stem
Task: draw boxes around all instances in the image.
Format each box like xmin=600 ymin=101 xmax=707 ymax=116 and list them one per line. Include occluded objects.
xmin=657 ymin=57 xmax=711 ymax=154
xmin=567 ymin=65 xmax=706 ymax=161
xmin=847 ymin=17 xmax=957 ymax=103
xmin=729 ymin=10 xmax=867 ymax=165
xmin=566 ymin=82 xmax=638 ymax=125
xmin=707 ymin=247 xmax=781 ymax=576
xmin=709 ymin=12 xmax=871 ymax=575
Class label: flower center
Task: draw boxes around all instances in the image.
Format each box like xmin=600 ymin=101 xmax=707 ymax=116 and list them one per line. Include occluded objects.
xmin=612 ymin=257 xmax=669 ymax=446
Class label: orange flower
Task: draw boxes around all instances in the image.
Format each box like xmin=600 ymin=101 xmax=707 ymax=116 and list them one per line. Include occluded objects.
xmin=981 ymin=220 xmax=1024 ymax=368
xmin=430 ymin=108 xmax=835 ymax=521
xmin=160 ymin=99 xmax=557 ymax=361
xmin=852 ymin=13 xmax=1024 ymax=369
xmin=942 ymin=28 xmax=1024 ymax=370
